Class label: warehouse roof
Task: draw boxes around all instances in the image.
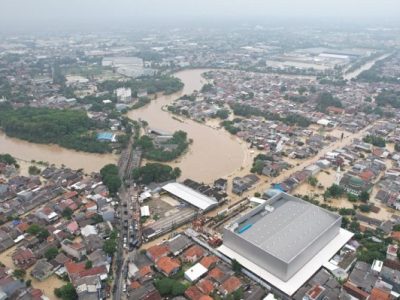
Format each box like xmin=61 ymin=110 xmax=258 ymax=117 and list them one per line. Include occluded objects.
xmin=219 ymin=228 xmax=353 ymax=296
xmin=162 ymin=182 xmax=217 ymax=211
xmin=233 ymin=193 xmax=340 ymax=262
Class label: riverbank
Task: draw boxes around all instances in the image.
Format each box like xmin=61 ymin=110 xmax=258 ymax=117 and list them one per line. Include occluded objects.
xmin=0 ymin=132 xmax=117 ymax=173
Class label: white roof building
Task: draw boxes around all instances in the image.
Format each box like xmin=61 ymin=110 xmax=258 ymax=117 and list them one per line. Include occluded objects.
xmin=140 ymin=206 xmax=150 ymax=217
xmin=81 ymin=225 xmax=98 ymax=237
xmin=162 ymin=182 xmax=218 ymax=211
xmin=184 ymin=263 xmax=208 ymax=282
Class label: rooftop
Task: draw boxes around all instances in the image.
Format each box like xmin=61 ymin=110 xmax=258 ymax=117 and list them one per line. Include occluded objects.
xmin=162 ymin=182 xmax=218 ymax=211
xmin=230 ymin=193 xmax=341 ymax=262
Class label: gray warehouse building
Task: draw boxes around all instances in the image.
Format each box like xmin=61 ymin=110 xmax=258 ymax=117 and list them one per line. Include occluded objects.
xmin=219 ymin=192 xmax=353 ymax=296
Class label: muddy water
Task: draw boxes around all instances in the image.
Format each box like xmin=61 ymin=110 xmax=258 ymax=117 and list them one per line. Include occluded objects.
xmin=0 ymin=245 xmax=64 ymax=300
xmin=343 ymin=53 xmax=391 ymax=80
xmin=0 ymin=132 xmax=117 ymax=173
xmin=127 ymin=69 xmax=246 ymax=183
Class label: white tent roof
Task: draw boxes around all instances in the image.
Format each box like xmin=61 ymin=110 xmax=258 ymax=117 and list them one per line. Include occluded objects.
xmin=162 ymin=182 xmax=217 ymax=211
xmin=184 ymin=263 xmax=208 ymax=282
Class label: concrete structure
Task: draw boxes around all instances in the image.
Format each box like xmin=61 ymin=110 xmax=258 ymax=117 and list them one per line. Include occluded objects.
xmin=162 ymin=182 xmax=218 ymax=211
xmin=115 ymin=87 xmax=132 ymax=103
xmin=219 ymin=192 xmax=353 ymax=296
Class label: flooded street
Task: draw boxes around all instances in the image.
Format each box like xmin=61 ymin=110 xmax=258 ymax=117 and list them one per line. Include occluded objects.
xmin=0 ymin=245 xmax=64 ymax=300
xmin=127 ymin=69 xmax=247 ymax=183
xmin=0 ymin=132 xmax=118 ymax=173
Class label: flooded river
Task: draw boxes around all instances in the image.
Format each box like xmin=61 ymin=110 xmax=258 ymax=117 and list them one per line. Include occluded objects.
xmin=127 ymin=69 xmax=247 ymax=183
xmin=0 ymin=69 xmax=246 ymax=180
xmin=0 ymin=132 xmax=117 ymax=173
xmin=343 ymin=53 xmax=391 ymax=80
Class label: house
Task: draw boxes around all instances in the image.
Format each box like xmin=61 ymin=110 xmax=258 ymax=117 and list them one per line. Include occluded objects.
xmin=61 ymin=239 xmax=87 ymax=260
xmin=166 ymin=234 xmax=193 ymax=256
xmin=220 ymin=276 xmax=242 ymax=295
xmin=182 ymin=245 xmax=205 ymax=263
xmin=185 ymin=263 xmax=208 ymax=283
xmin=75 ymin=275 xmax=102 ymax=300
xmin=339 ymin=174 xmax=373 ymax=196
xmin=370 ymin=287 xmax=392 ymax=300
xmin=199 ymin=256 xmax=219 ymax=270
xmin=155 ymin=256 xmax=180 ymax=276
xmin=12 ymin=247 xmax=36 ymax=270
xmin=146 ymin=244 xmax=170 ymax=262
xmin=196 ymin=278 xmax=214 ymax=295
xmin=214 ymin=178 xmax=227 ymax=191
xmin=35 ymin=207 xmax=58 ymax=223
xmin=81 ymin=225 xmax=97 ymax=238
xmin=66 ymin=221 xmax=79 ymax=235
xmin=343 ymin=282 xmax=370 ymax=300
xmin=387 ymin=244 xmax=398 ymax=261
xmin=185 ymin=286 xmax=206 ymax=300
xmin=31 ymin=259 xmax=54 ymax=281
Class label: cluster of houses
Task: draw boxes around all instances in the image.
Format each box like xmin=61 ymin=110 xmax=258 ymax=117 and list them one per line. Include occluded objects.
xmin=0 ymin=165 xmax=118 ymax=299
xmin=127 ymin=233 xmax=256 ymax=300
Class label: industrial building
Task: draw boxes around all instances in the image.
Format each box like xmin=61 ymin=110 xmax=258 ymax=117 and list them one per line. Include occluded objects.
xmin=162 ymin=182 xmax=218 ymax=211
xmin=218 ymin=192 xmax=353 ymax=297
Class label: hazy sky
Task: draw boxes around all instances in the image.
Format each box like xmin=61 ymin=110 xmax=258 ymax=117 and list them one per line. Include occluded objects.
xmin=1 ymin=0 xmax=400 ymax=32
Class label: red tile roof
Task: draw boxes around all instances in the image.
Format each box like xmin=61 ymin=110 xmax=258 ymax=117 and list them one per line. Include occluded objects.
xmin=199 ymin=256 xmax=219 ymax=269
xmin=65 ymin=261 xmax=86 ymax=275
xmin=78 ymin=266 xmax=107 ymax=278
xmin=139 ymin=265 xmax=153 ymax=277
xmin=130 ymin=280 xmax=141 ymax=289
xmin=185 ymin=286 xmax=205 ymax=300
xmin=208 ymin=267 xmax=224 ymax=281
xmin=370 ymin=287 xmax=391 ymax=300
xmin=183 ymin=245 xmax=204 ymax=261
xmin=196 ymin=278 xmax=214 ymax=295
xmin=146 ymin=244 xmax=170 ymax=262
xmin=222 ymin=276 xmax=242 ymax=294
xmin=156 ymin=256 xmax=180 ymax=276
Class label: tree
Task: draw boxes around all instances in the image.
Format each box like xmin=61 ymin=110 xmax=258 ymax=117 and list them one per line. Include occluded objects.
xmin=363 ymin=135 xmax=386 ymax=147
xmin=232 ymin=259 xmax=242 ymax=273
xmin=54 ymin=283 xmax=78 ymax=300
xmin=347 ymin=193 xmax=358 ymax=202
xmin=38 ymin=229 xmax=50 ymax=240
xmin=45 ymin=247 xmax=59 ymax=260
xmin=13 ymin=269 xmax=26 ymax=279
xmin=171 ymin=281 xmax=187 ymax=296
xmin=325 ymin=184 xmax=345 ymax=199
xmin=28 ymin=165 xmax=41 ymax=175
xmin=216 ymin=109 xmax=230 ymax=120
xmin=103 ymin=239 xmax=117 ymax=256
xmin=359 ymin=191 xmax=370 ymax=203
xmin=0 ymin=154 xmax=17 ymax=166
xmin=27 ymin=224 xmax=41 ymax=235
xmin=62 ymin=207 xmax=73 ymax=220
xmin=155 ymin=278 xmax=174 ymax=295
xmin=132 ymin=163 xmax=181 ymax=184
xmin=100 ymin=164 xmax=121 ymax=194
xmin=315 ymin=92 xmax=342 ymax=113
xmin=308 ymin=176 xmax=318 ymax=187
xmin=85 ymin=260 xmax=93 ymax=269
xmin=359 ymin=204 xmax=371 ymax=213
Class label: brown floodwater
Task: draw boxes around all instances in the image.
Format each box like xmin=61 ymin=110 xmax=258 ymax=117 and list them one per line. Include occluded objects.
xmin=0 ymin=132 xmax=117 ymax=173
xmin=127 ymin=69 xmax=246 ymax=183
xmin=0 ymin=69 xmax=245 ymax=180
